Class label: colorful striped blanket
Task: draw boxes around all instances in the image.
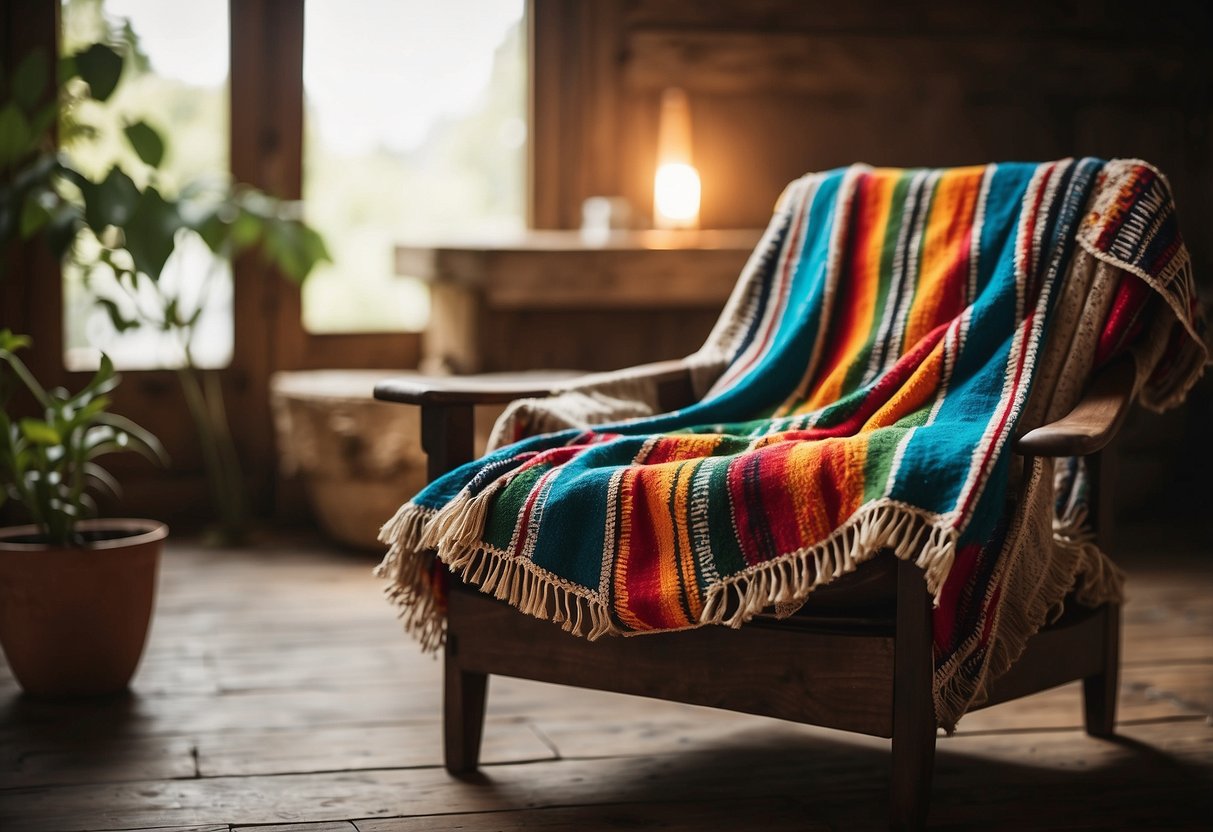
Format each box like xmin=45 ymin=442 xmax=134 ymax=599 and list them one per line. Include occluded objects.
xmin=378 ymin=159 xmax=1207 ymax=727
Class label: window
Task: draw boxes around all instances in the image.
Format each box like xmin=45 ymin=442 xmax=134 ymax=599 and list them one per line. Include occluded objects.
xmin=300 ymin=0 xmax=526 ymax=333
xmin=61 ymin=0 xmax=231 ymax=370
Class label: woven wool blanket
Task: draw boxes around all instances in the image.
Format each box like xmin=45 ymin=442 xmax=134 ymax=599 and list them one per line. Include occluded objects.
xmin=378 ymin=158 xmax=1207 ymax=727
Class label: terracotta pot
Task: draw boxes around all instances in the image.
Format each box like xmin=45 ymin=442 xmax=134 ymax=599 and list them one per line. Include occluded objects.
xmin=0 ymin=518 xmax=167 ymax=697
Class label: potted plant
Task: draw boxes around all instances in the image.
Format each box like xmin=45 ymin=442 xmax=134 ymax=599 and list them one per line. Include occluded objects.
xmin=2 ymin=26 xmax=329 ymax=543
xmin=0 ymin=329 xmax=166 ymax=696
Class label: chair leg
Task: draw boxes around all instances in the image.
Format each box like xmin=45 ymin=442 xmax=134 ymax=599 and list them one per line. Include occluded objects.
xmin=444 ymin=646 xmax=489 ymax=774
xmin=1083 ymin=603 xmax=1120 ymax=738
xmin=890 ymin=559 xmax=937 ymax=832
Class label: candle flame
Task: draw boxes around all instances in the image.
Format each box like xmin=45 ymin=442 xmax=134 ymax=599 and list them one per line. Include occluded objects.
xmin=654 ymin=162 xmax=701 ymax=225
xmin=653 ymin=88 xmax=700 ymax=229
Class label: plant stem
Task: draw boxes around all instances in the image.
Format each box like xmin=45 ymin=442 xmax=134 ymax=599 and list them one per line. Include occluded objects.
xmin=174 ymin=362 xmax=243 ymax=542
xmin=201 ymin=367 xmax=245 ymax=540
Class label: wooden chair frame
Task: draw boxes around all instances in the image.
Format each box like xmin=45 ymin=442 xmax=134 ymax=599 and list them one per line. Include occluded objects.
xmin=375 ymin=354 xmax=1134 ymax=831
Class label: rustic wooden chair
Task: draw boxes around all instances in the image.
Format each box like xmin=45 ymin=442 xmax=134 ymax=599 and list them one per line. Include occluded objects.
xmin=374 ymin=352 xmax=1134 ymax=831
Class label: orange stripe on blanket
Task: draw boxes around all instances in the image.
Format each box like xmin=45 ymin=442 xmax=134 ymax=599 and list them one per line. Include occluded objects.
xmin=648 ymin=464 xmax=689 ymax=627
xmin=862 ymin=335 xmax=946 ymax=430
xmin=903 ymin=167 xmax=983 ymax=350
xmin=783 ymin=440 xmax=838 ymax=544
xmin=801 ymin=171 xmax=898 ymax=411
xmin=785 ymin=440 xmax=824 ymax=548
xmin=642 ymin=434 xmax=724 ymax=465
xmin=617 ymin=463 xmax=698 ymax=630
xmin=780 ymin=436 xmax=867 ymax=550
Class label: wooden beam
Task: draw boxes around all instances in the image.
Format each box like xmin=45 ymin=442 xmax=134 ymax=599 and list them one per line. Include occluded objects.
xmin=528 ymin=0 xmax=625 ymax=229
xmin=228 ymin=0 xmax=306 ymax=515
xmin=0 ymin=0 xmax=63 ymax=390
xmin=623 ymin=30 xmax=1206 ymax=100
xmin=448 ymin=583 xmax=896 ymax=737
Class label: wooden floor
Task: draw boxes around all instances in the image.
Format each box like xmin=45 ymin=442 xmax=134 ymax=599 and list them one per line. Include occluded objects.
xmin=0 ymin=525 xmax=1209 ymax=831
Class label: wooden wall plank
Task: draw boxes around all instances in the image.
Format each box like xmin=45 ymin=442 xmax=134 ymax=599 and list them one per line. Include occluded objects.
xmin=621 ymin=0 xmax=1213 ymax=39
xmin=622 ymin=32 xmax=1199 ymax=98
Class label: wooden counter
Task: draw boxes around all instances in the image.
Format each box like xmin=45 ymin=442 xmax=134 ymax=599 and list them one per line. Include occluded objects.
xmin=396 ymin=229 xmax=762 ymax=373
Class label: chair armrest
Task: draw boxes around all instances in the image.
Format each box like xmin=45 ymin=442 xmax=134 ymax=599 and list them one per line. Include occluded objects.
xmin=377 ymin=362 xmax=696 ymax=480
xmin=374 ymin=370 xmax=585 ymax=406
xmin=373 ymin=361 xmax=695 ymax=410
xmin=1013 ymin=355 xmax=1136 ymax=457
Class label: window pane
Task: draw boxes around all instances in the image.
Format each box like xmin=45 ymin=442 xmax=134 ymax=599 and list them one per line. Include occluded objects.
xmin=302 ymin=0 xmax=526 ymax=333
xmin=61 ymin=0 xmax=232 ymax=371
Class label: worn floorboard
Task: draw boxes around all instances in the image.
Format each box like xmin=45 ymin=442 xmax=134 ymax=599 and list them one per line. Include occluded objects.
xmin=0 ymin=531 xmax=1208 ymax=831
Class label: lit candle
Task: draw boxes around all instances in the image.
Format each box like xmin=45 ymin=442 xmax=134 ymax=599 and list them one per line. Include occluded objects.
xmin=653 ymin=87 xmax=700 ymax=230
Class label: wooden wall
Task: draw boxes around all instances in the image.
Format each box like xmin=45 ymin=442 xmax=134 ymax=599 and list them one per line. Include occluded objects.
xmin=531 ymin=0 xmax=1213 ymax=277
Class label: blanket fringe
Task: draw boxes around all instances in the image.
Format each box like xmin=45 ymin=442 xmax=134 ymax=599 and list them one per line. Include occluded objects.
xmin=377 ymin=494 xmax=965 ymax=655
xmin=700 ymin=501 xmax=958 ymax=630
xmin=374 ymin=502 xmax=444 ymax=651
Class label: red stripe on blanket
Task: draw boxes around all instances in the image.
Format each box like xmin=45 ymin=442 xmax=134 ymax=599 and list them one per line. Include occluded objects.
xmin=1095 ymin=274 xmax=1151 ymax=367
xmin=621 ymin=469 xmax=670 ymax=629
xmin=758 ymin=442 xmax=806 ymax=557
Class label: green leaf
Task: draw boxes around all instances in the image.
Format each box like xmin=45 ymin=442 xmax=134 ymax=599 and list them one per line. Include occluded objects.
xmin=123 ymin=186 xmax=182 ymax=279
xmin=28 ymin=101 xmax=58 ymax=140
xmin=74 ymin=353 xmax=120 ymax=402
xmin=264 ymin=217 xmax=330 ymax=283
xmin=0 ymin=104 xmax=33 ymax=167
xmin=97 ymin=298 xmax=138 ymax=332
xmin=11 ymin=152 xmax=58 ymax=193
xmin=83 ymin=461 xmax=121 ymax=499
xmin=19 ymin=419 xmax=60 ymax=446
xmin=123 ymin=121 xmax=165 ymax=169
xmin=46 ymin=204 xmax=82 ymax=259
xmin=81 ymin=166 xmax=140 ymax=231
xmin=0 ymin=330 xmax=31 ymax=352
xmin=96 ymin=353 xmax=115 ymax=384
xmin=93 ymin=412 xmax=168 ymax=465
xmin=74 ymin=43 xmax=124 ymax=102
xmin=231 ymin=208 xmax=262 ymax=249
xmin=300 ymin=224 xmax=331 ymax=274
xmin=163 ymin=297 xmax=179 ymax=330
xmin=197 ymin=212 xmax=229 ymax=253
xmin=19 ymin=195 xmax=50 ymax=237
xmin=74 ymin=394 xmax=112 ymax=422
xmin=181 ymin=202 xmax=228 ymax=252
xmin=56 ymin=163 xmax=89 ymax=191
xmin=58 ymin=54 xmax=78 ymax=82
xmin=12 ymin=51 xmax=49 ymax=111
